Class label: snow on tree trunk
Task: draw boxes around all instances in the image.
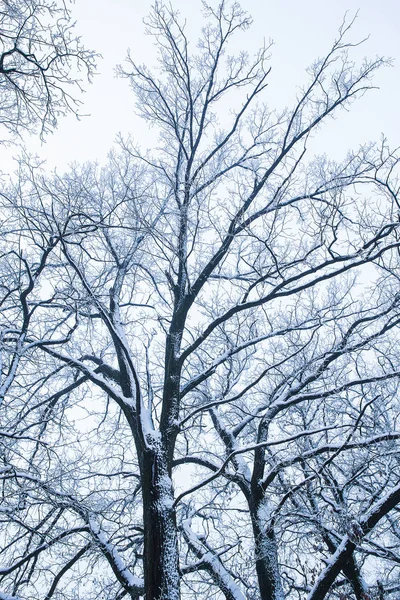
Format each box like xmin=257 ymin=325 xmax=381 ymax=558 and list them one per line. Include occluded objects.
xmin=142 ymin=448 xmax=180 ymax=600
xmin=251 ymin=498 xmax=284 ymax=600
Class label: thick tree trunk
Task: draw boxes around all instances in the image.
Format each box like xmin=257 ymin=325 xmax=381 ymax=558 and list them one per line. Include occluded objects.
xmin=251 ymin=437 xmax=284 ymax=600
xmin=142 ymin=449 xmax=180 ymax=600
xmin=250 ymin=506 xmax=284 ymax=600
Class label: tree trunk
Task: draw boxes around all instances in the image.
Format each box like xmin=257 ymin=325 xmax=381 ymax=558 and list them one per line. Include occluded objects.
xmin=250 ymin=508 xmax=284 ymax=600
xmin=142 ymin=448 xmax=180 ymax=600
xmin=251 ymin=440 xmax=284 ymax=600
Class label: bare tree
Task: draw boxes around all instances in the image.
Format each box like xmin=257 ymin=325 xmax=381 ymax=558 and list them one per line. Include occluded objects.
xmin=1 ymin=2 xmax=400 ymax=600
xmin=0 ymin=0 xmax=96 ymax=140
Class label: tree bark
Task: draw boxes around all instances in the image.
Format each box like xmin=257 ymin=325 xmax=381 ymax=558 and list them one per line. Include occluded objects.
xmin=250 ymin=505 xmax=284 ymax=600
xmin=142 ymin=448 xmax=180 ymax=600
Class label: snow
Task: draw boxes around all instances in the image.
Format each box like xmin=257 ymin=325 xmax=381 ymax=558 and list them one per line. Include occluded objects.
xmin=257 ymin=499 xmax=273 ymax=524
xmin=146 ymin=467 xmax=181 ymax=600
xmin=88 ymin=516 xmax=143 ymax=590
xmin=182 ymin=519 xmax=246 ymax=600
xmin=307 ymin=483 xmax=400 ymax=600
xmin=140 ymin=405 xmax=161 ymax=447
xmin=202 ymin=552 xmax=247 ymax=600
xmin=170 ymin=331 xmax=182 ymax=356
xmin=255 ymin=499 xmax=285 ymax=600
xmin=157 ymin=474 xmax=175 ymax=509
xmin=0 ymin=334 xmax=27 ymax=408
xmin=361 ymin=481 xmax=400 ymax=523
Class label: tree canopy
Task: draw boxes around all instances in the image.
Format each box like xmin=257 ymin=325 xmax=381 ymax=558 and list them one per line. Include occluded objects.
xmin=1 ymin=2 xmax=400 ymax=600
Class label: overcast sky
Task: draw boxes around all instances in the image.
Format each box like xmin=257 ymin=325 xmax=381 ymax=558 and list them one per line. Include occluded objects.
xmin=5 ymin=0 xmax=400 ymax=173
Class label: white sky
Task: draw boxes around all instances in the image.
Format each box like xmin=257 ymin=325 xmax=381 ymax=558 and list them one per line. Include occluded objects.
xmin=4 ymin=0 xmax=400 ymax=173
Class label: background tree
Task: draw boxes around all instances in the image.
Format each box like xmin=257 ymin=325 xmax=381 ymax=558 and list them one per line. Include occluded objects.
xmin=0 ymin=0 xmax=96 ymax=141
xmin=1 ymin=2 xmax=400 ymax=600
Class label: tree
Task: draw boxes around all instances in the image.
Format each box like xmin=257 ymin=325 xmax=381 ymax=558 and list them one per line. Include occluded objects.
xmin=1 ymin=2 xmax=400 ymax=599
xmin=0 ymin=0 xmax=96 ymax=140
